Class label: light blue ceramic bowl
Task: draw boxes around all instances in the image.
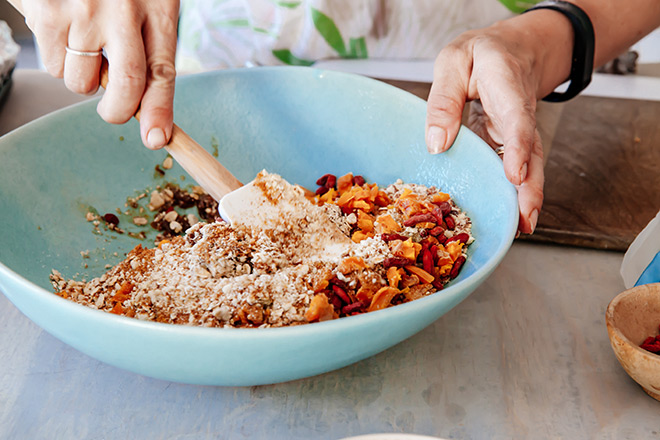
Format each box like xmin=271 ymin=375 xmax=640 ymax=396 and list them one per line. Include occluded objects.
xmin=0 ymin=67 xmax=517 ymax=385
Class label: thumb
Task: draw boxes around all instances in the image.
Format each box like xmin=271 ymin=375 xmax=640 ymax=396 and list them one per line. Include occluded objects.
xmin=425 ymin=46 xmax=472 ymax=154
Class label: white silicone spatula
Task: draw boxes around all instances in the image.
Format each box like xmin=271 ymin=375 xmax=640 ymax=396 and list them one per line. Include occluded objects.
xmin=217 ymin=178 xmax=285 ymax=228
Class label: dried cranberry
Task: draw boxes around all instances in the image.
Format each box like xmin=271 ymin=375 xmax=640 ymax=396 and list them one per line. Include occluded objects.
xmin=422 ymin=249 xmax=434 ymax=274
xmin=403 ymin=213 xmax=436 ymax=227
xmin=431 ymin=279 xmax=445 ymax=290
xmin=381 ymin=233 xmax=408 ymax=242
xmin=437 ymin=201 xmax=452 ymax=217
xmin=332 ymin=285 xmax=351 ymax=304
xmin=429 ymin=226 xmax=445 ymax=236
xmin=103 ymin=213 xmax=119 ymax=225
xmin=340 ymin=206 xmax=353 ymax=215
xmin=353 ymin=175 xmax=366 ymax=186
xmin=446 ymin=232 xmax=470 ymax=244
xmin=316 ymin=173 xmax=332 ymax=186
xmin=449 ymin=255 xmax=466 ymax=279
xmin=431 ymin=207 xmax=444 ymax=224
xmin=328 ymin=294 xmax=343 ymax=310
xmin=640 ymin=332 xmax=660 ymax=354
xmin=330 ymin=277 xmax=349 ymax=291
xmin=342 ymin=300 xmax=367 ymax=315
xmin=383 ymin=257 xmax=412 ymax=268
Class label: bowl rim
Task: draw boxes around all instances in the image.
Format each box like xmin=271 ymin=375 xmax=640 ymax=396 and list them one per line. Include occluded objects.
xmin=0 ymin=66 xmax=518 ymax=337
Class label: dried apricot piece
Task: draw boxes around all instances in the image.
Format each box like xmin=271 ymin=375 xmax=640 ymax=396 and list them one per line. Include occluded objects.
xmin=112 ymin=281 xmax=134 ymax=303
xmin=351 ymin=230 xmax=371 ymax=243
xmin=357 ymin=210 xmax=375 ymax=233
xmin=432 ymin=192 xmax=450 ymax=204
xmin=375 ymin=214 xmax=401 ymax=234
xmin=446 ymin=241 xmax=464 ymax=261
xmin=390 ymin=238 xmax=422 ymax=261
xmin=368 ymin=286 xmax=400 ymax=312
xmin=386 ymin=266 xmax=403 ymax=288
xmin=319 ymin=187 xmax=337 ymax=204
xmin=338 ymin=256 xmax=367 ymax=274
xmin=374 ymin=191 xmax=391 ymax=207
xmin=337 ymin=173 xmax=354 ymax=193
xmin=306 ymin=293 xmax=335 ymax=322
xmin=356 ymin=285 xmax=377 ymax=302
xmin=404 ymin=265 xmax=435 ymax=284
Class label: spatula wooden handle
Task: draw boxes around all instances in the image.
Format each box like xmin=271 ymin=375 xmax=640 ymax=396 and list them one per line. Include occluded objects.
xmin=9 ymin=0 xmax=243 ymax=201
xmin=98 ymin=59 xmax=243 ymax=200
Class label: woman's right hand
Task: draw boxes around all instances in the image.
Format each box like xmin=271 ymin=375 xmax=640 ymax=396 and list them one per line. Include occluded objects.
xmin=20 ymin=0 xmax=180 ymax=150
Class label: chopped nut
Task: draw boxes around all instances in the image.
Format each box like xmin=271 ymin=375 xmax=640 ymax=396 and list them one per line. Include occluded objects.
xmin=169 ymin=221 xmax=183 ymax=233
xmin=187 ymin=213 xmax=199 ymax=226
xmin=162 ymin=189 xmax=174 ymax=202
xmin=133 ymin=216 xmax=148 ymax=226
xmin=164 ymin=211 xmax=178 ymax=223
xmin=162 ymin=156 xmax=173 ymax=170
xmin=148 ymin=191 xmax=165 ymax=211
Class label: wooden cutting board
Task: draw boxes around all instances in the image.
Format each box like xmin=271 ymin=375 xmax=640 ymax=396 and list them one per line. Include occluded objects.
xmin=381 ymin=79 xmax=660 ymax=251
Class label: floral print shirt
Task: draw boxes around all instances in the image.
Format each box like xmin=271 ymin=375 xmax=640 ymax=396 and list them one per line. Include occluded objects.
xmin=176 ymin=0 xmax=539 ymax=73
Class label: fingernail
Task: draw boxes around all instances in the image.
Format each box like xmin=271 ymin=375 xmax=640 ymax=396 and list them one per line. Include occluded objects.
xmin=427 ymin=126 xmax=446 ymax=154
xmin=529 ymin=209 xmax=539 ymax=233
xmin=147 ymin=128 xmax=167 ymax=149
xmin=519 ymin=162 xmax=528 ymax=184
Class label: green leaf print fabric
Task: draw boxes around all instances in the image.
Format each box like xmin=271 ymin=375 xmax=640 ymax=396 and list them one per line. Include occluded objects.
xmin=311 ymin=8 xmax=348 ymax=57
xmin=176 ymin=0 xmax=534 ymax=73
xmin=498 ymin=0 xmax=541 ymax=13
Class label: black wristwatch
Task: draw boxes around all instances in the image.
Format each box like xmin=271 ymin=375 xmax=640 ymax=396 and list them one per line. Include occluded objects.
xmin=524 ymin=0 xmax=595 ymax=102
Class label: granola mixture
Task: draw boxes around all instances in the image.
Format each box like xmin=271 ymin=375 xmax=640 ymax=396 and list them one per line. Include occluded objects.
xmin=51 ymin=171 xmax=473 ymax=328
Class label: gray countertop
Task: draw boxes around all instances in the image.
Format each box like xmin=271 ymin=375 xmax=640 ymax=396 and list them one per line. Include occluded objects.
xmin=1 ymin=69 xmax=658 ymax=440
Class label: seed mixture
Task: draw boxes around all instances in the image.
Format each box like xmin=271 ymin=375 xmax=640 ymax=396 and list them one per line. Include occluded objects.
xmin=87 ymin=180 xmax=219 ymax=244
xmin=51 ymin=170 xmax=473 ymax=328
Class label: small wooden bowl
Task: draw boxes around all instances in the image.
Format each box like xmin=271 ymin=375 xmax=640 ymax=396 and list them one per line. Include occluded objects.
xmin=606 ymin=283 xmax=660 ymax=401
